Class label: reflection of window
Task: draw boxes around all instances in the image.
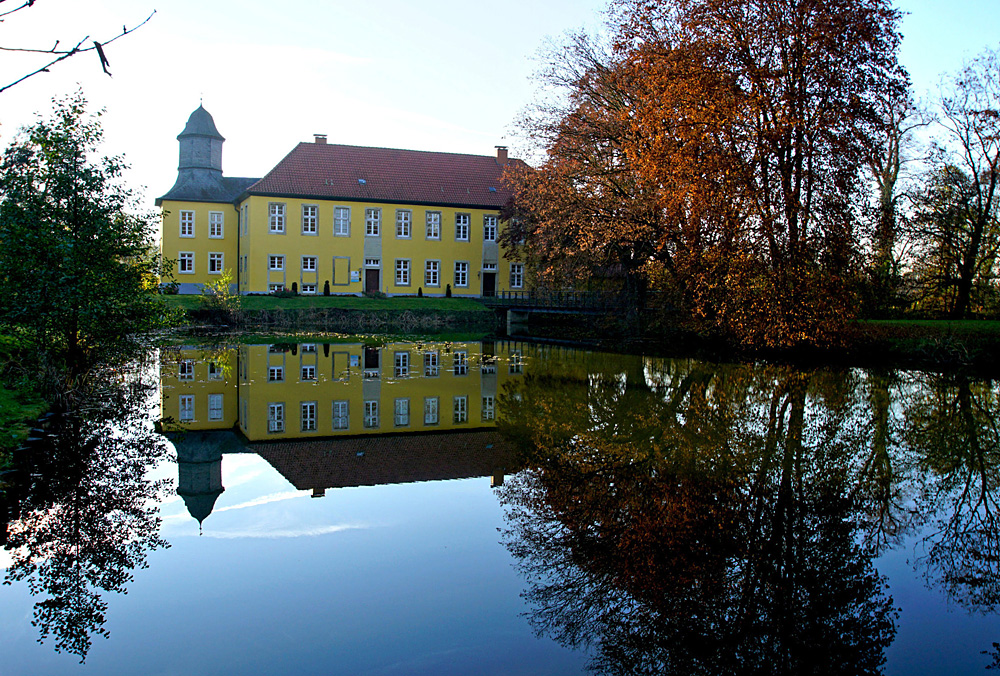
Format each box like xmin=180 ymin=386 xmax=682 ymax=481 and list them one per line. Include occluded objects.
xmin=208 ymin=362 xmax=223 ymax=380
xmin=301 ymin=401 xmax=317 ymax=431
xmin=482 ymin=396 xmax=495 ymax=421
xmin=453 ymin=351 xmax=468 ymax=375
xmin=394 ymin=398 xmax=410 ymax=426
xmin=179 ymin=395 xmax=194 ymax=421
xmin=301 ymin=365 xmax=316 ymax=380
xmin=268 ymin=366 xmax=284 ymax=382
xmin=509 ymin=351 xmax=523 ymax=375
xmin=364 ymin=400 xmax=379 ymax=428
xmin=424 ymin=351 xmax=439 ymax=377
xmin=302 ymin=344 xmax=317 ymax=353
xmin=268 ymin=403 xmax=284 ymax=432
xmin=333 ymin=400 xmax=349 ymax=430
xmin=424 ymin=397 xmax=439 ymax=425
xmin=179 ymin=360 xmax=195 ymax=380
xmin=453 ymin=396 xmax=467 ymax=424
xmin=394 ymin=352 xmax=409 ymax=378
xmin=208 ymin=393 xmax=223 ymax=421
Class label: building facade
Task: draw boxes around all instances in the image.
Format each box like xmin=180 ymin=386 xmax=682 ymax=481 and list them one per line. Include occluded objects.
xmin=157 ymin=106 xmax=525 ymax=297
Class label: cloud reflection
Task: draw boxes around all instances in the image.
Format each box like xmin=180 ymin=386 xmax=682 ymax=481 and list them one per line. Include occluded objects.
xmin=195 ymin=524 xmax=373 ymax=539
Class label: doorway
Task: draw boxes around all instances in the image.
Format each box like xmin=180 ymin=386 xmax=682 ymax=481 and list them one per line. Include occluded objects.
xmin=365 ymin=268 xmax=380 ymax=293
xmin=482 ymin=272 xmax=496 ymax=297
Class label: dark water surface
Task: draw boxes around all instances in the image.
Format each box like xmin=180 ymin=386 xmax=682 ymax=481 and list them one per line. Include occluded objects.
xmin=1 ymin=338 xmax=998 ymax=675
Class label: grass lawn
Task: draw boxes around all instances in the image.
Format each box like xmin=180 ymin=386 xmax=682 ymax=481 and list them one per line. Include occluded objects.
xmin=163 ymin=294 xmax=490 ymax=312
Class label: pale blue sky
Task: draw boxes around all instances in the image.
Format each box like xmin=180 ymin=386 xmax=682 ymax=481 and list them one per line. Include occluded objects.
xmin=1 ymin=0 xmax=997 ymax=205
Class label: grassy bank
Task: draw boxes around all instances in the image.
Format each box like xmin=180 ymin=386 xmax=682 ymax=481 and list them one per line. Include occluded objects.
xmin=0 ymin=338 xmax=47 ymax=474
xmin=163 ymin=295 xmax=489 ymax=312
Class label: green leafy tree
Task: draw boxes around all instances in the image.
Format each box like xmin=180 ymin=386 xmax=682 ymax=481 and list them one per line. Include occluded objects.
xmin=0 ymin=91 xmax=168 ymax=363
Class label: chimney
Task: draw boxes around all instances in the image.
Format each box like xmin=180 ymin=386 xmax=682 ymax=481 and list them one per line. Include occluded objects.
xmin=495 ymin=145 xmax=508 ymax=164
xmin=314 ymin=134 xmax=328 ymax=144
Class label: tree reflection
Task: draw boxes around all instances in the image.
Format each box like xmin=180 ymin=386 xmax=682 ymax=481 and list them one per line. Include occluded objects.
xmin=497 ymin=359 xmax=897 ymax=675
xmin=1 ymin=359 xmax=170 ymax=661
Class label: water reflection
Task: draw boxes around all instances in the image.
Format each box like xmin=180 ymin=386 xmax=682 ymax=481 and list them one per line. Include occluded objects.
xmin=1 ymin=359 xmax=171 ymax=661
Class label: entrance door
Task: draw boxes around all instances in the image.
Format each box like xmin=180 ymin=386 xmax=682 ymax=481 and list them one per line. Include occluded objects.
xmin=365 ymin=268 xmax=380 ymax=293
xmin=482 ymin=272 xmax=496 ymax=297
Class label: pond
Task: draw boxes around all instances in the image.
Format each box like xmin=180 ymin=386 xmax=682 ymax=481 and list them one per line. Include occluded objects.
xmin=1 ymin=336 xmax=998 ymax=674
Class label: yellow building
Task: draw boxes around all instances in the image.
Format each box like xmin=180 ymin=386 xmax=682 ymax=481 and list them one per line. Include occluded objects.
xmin=157 ymin=106 xmax=525 ymax=297
xmin=161 ymin=339 xmax=527 ymax=441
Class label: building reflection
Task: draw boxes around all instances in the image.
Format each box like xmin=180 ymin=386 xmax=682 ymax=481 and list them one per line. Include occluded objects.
xmin=162 ymin=339 xmax=529 ymax=525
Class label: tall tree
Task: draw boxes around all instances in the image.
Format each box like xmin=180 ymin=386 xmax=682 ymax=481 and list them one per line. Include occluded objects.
xmin=0 ymin=91 xmax=168 ymax=363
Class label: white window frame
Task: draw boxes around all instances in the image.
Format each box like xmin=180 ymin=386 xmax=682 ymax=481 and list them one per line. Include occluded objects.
xmin=208 ymin=362 xmax=223 ymax=380
xmin=208 ymin=252 xmax=224 ymax=275
xmin=364 ymin=400 xmax=379 ymax=428
xmin=301 ymin=401 xmax=318 ymax=432
xmin=208 ymin=393 xmax=224 ymax=421
xmin=482 ymin=396 xmax=495 ymax=421
xmin=510 ymin=263 xmax=524 ymax=289
xmin=268 ymin=283 xmax=283 ymax=293
xmin=179 ymin=360 xmax=194 ymax=381
xmin=209 ymin=211 xmax=224 ymax=239
xmin=425 ymin=260 xmax=440 ymax=287
xmin=334 ymin=206 xmax=350 ymax=236
xmin=178 ymin=252 xmax=194 ymax=274
xmin=453 ymin=351 xmax=468 ymax=376
xmin=302 ymin=256 xmax=318 ymax=272
xmin=268 ymin=402 xmax=285 ymax=433
xmin=301 ymin=283 xmax=317 ymax=294
xmin=269 ymin=203 xmax=286 ymax=234
xmin=454 ymin=261 xmax=469 ymax=288
xmin=396 ymin=209 xmax=412 ymax=238
xmin=179 ymin=394 xmax=194 ymax=421
xmin=394 ymin=351 xmax=409 ymax=378
xmin=394 ymin=398 xmax=410 ymax=427
xmin=395 ymin=259 xmax=410 ymax=286
xmin=424 ymin=396 xmax=439 ymax=425
xmin=268 ymin=365 xmax=284 ymax=382
xmin=240 ymin=203 xmax=248 ymax=236
xmin=269 ymin=255 xmax=285 ymax=271
xmin=483 ymin=215 xmax=497 ymax=242
xmin=424 ymin=351 xmax=439 ymax=377
xmin=425 ymin=211 xmax=441 ymax=240
xmin=301 ymin=364 xmax=317 ymax=381
xmin=333 ymin=400 xmax=349 ymax=430
xmin=365 ymin=208 xmax=381 ymax=237
xmin=180 ymin=210 xmax=195 ymax=238
xmin=302 ymin=204 xmax=318 ymax=235
xmin=453 ymin=396 xmax=468 ymax=424
xmin=455 ymin=213 xmax=470 ymax=241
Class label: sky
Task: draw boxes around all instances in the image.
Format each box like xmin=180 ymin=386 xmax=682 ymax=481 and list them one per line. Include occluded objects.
xmin=1 ymin=0 xmax=999 ymax=209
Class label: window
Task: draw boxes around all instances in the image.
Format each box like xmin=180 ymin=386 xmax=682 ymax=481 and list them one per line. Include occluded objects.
xmin=269 ymin=255 xmax=284 ymax=271
xmin=179 ymin=360 xmax=194 ymax=380
xmin=453 ymin=351 xmax=468 ymax=376
xmin=365 ymin=258 xmax=380 ymax=267
xmin=268 ymin=283 xmax=283 ymax=293
xmin=302 ymin=256 xmax=317 ymax=272
xmin=240 ymin=204 xmax=248 ymax=236
xmin=180 ymin=211 xmax=194 ymax=237
xmin=302 ymin=284 xmax=316 ymax=294
xmin=484 ymin=215 xmax=497 ymax=242
xmin=394 ymin=352 xmax=409 ymax=378
xmin=455 ymin=213 xmax=470 ymax=241
xmin=302 ymin=344 xmax=317 ymax=353
xmin=179 ymin=252 xmax=194 ymax=274
xmin=394 ymin=398 xmax=410 ymax=426
xmin=333 ymin=401 xmax=349 ymax=430
xmin=424 ymin=351 xmax=439 ymax=377
xmin=396 ymin=210 xmax=411 ymax=238
xmin=209 ymin=211 xmax=224 ymax=239
xmin=453 ymin=396 xmax=468 ymax=424
xmin=209 ymin=252 xmax=224 ymax=274
xmin=269 ymin=203 xmax=286 ymax=233
xmin=301 ymin=401 xmax=317 ymax=432
xmin=510 ymin=263 xmax=524 ymax=289
xmin=424 ymin=397 xmax=439 ymax=425
xmin=395 ymin=259 xmax=410 ymax=286
xmin=302 ymin=205 xmax=318 ymax=234
xmin=364 ymin=400 xmax=379 ymax=428
xmin=268 ymin=403 xmax=284 ymax=432
xmin=301 ymin=365 xmax=316 ymax=380
xmin=179 ymin=395 xmax=194 ymax=421
xmin=208 ymin=362 xmax=223 ymax=380
xmin=334 ymin=206 xmax=350 ymax=236
xmin=268 ymin=366 xmax=284 ymax=382
xmin=482 ymin=396 xmax=495 ymax=421
xmin=483 ymin=262 xmax=497 ymax=272
xmin=208 ymin=393 xmax=223 ymax=421
xmin=365 ymin=208 xmax=381 ymax=236
xmin=509 ymin=350 xmax=523 ymax=375
xmin=425 ymin=260 xmax=439 ymax=287
xmin=454 ymin=261 xmax=468 ymax=287
xmin=426 ymin=211 xmax=441 ymax=239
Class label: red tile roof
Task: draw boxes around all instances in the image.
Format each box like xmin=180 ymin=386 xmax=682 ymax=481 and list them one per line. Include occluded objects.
xmin=246 ymin=142 xmax=521 ymax=209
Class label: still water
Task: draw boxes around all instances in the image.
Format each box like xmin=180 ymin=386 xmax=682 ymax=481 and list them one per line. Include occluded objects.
xmin=1 ymin=337 xmax=998 ymax=674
